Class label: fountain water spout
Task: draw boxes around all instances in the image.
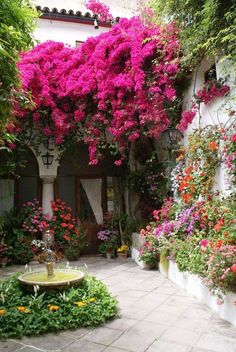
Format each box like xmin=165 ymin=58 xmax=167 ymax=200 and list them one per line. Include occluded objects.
xmin=44 ymin=230 xmax=55 ymax=279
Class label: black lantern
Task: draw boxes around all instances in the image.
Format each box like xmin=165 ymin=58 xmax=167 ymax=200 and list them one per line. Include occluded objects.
xmin=162 ymin=128 xmax=183 ymax=151
xmin=41 ymin=141 xmax=54 ymax=168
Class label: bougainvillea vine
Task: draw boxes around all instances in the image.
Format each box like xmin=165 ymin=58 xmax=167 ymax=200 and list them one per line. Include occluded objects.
xmin=12 ymin=17 xmax=180 ymax=164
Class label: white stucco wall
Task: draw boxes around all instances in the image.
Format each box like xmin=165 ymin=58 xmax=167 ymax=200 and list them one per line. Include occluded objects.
xmin=33 ymin=0 xmax=138 ymax=48
xmin=182 ymin=59 xmax=236 ymax=193
xmin=33 ymin=0 xmax=138 ymax=19
xmin=35 ymin=18 xmax=108 ymax=46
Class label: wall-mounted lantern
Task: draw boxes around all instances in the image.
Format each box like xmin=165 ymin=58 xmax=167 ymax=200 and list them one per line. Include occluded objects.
xmin=41 ymin=141 xmax=54 ymax=168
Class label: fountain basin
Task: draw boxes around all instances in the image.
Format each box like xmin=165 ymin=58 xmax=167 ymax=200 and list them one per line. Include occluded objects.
xmin=18 ymin=269 xmax=85 ymax=292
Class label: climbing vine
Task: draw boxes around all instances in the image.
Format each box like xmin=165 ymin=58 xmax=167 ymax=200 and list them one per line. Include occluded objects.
xmin=10 ymin=17 xmax=181 ymax=165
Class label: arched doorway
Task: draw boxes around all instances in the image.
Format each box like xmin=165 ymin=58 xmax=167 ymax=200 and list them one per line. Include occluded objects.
xmin=56 ymin=143 xmax=124 ymax=254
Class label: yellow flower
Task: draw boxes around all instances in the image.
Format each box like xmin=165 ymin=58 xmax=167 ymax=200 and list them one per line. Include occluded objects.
xmin=74 ymin=301 xmax=86 ymax=307
xmin=17 ymin=306 xmax=30 ymax=313
xmin=0 ymin=309 xmax=6 ymax=315
xmin=48 ymin=305 xmax=60 ymax=311
xmin=89 ymin=297 xmax=96 ymax=302
xmin=117 ymin=245 xmax=129 ymax=253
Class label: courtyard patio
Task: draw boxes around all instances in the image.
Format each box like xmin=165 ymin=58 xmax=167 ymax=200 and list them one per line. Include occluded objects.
xmin=0 ymin=257 xmax=236 ymax=352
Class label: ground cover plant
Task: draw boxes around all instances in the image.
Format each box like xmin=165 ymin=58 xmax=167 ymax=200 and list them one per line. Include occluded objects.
xmin=0 ymin=272 xmax=118 ymax=339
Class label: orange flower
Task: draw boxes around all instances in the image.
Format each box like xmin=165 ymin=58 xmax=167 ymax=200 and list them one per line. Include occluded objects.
xmin=230 ymin=264 xmax=236 ymax=273
xmin=17 ymin=306 xmax=30 ymax=313
xmin=181 ymin=193 xmax=192 ymax=203
xmin=48 ymin=305 xmax=60 ymax=311
xmin=215 ymin=240 xmax=223 ymax=248
xmin=179 ymin=181 xmax=189 ymax=191
xmin=184 ymin=166 xmax=193 ymax=174
xmin=0 ymin=309 xmax=6 ymax=315
xmin=208 ymin=141 xmax=218 ymax=151
xmin=213 ymin=219 xmax=224 ymax=232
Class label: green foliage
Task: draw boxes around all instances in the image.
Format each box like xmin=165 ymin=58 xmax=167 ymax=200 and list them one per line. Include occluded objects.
xmin=150 ymin=0 xmax=236 ymax=66
xmin=172 ymin=236 xmax=208 ymax=276
xmin=0 ymin=273 xmax=119 ymax=338
xmin=0 ymin=0 xmax=37 ymax=140
xmin=3 ymin=208 xmax=34 ymax=265
xmin=160 ymin=249 xmax=169 ymax=273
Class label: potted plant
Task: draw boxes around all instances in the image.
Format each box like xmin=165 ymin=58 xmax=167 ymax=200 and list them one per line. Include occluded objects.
xmin=117 ymin=245 xmax=129 ymax=258
xmin=139 ymin=241 xmax=159 ymax=269
xmin=63 ymin=228 xmax=86 ymax=261
xmin=97 ymin=230 xmax=118 ymax=258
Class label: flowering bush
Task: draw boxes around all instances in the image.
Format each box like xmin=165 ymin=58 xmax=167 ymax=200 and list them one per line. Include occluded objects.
xmin=139 ymin=228 xmax=160 ymax=265
xmin=85 ymin=0 xmax=114 ymax=22
xmin=50 ymin=199 xmax=81 ymax=244
xmin=12 ymin=17 xmax=180 ymax=164
xmin=22 ymin=199 xmax=49 ymax=236
xmin=171 ymin=127 xmax=221 ymax=202
xmin=203 ymin=244 xmax=236 ymax=302
xmin=140 ymin=194 xmax=236 ymax=301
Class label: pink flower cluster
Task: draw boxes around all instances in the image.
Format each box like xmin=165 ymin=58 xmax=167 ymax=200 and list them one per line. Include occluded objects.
xmin=178 ymin=110 xmax=196 ymax=133
xmin=85 ymin=0 xmax=114 ymax=22
xmin=196 ymin=83 xmax=230 ymax=104
xmin=13 ymin=17 xmax=180 ymax=164
xmin=177 ymin=81 xmax=230 ymax=132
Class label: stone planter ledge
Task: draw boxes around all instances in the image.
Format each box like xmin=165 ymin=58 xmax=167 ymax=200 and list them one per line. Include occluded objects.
xmin=131 ymin=232 xmax=236 ymax=326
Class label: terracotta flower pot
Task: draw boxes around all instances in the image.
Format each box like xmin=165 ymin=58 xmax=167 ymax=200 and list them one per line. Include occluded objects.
xmin=117 ymin=252 xmax=128 ymax=259
xmin=143 ymin=262 xmax=156 ymax=270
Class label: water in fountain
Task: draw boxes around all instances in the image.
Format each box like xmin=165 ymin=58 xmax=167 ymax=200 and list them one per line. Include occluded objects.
xmin=18 ymin=230 xmax=85 ymax=291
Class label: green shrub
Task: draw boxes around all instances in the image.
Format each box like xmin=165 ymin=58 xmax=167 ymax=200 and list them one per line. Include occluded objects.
xmin=0 ymin=273 xmax=119 ymax=339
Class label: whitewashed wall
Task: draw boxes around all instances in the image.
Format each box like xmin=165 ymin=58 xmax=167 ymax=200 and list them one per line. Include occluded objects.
xmin=33 ymin=0 xmax=138 ymax=47
xmin=34 ymin=19 xmax=108 ymax=46
xmin=182 ymin=59 xmax=236 ymax=193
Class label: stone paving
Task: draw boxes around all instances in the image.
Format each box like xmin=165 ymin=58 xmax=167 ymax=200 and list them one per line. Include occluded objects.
xmin=0 ymin=256 xmax=236 ymax=352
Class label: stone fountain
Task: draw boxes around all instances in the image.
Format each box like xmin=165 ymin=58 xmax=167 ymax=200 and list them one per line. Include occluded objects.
xmin=18 ymin=230 xmax=85 ymax=292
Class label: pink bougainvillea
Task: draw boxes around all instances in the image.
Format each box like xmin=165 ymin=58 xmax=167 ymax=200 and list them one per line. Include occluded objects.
xmin=195 ymin=82 xmax=230 ymax=104
xmin=13 ymin=17 xmax=180 ymax=164
xmin=85 ymin=0 xmax=114 ymax=22
xmin=178 ymin=80 xmax=230 ymax=133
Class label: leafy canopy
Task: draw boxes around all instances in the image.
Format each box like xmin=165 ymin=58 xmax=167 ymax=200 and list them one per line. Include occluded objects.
xmin=0 ymin=0 xmax=37 ymax=140
xmin=149 ymin=0 xmax=236 ymax=66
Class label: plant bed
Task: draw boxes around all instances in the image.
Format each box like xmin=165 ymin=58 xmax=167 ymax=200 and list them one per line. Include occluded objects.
xmin=0 ymin=273 xmax=119 ymax=339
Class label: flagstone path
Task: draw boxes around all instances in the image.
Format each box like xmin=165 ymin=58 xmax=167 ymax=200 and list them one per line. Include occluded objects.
xmin=0 ymin=256 xmax=236 ymax=352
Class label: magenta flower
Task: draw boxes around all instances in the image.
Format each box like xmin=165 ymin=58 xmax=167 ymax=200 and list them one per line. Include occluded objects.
xmin=200 ymin=239 xmax=209 ymax=247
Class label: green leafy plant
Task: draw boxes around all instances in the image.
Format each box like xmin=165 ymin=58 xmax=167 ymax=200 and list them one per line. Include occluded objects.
xmin=149 ymin=0 xmax=236 ymax=66
xmin=0 ymin=273 xmax=119 ymax=339
xmin=0 ymin=0 xmax=38 ymax=146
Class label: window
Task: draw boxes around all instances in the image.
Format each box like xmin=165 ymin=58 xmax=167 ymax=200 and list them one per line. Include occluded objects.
xmin=204 ymin=64 xmax=217 ymax=82
xmin=75 ymin=40 xmax=83 ymax=48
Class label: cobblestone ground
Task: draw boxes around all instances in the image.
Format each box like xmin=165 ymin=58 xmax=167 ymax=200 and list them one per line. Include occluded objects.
xmin=0 ymin=256 xmax=236 ymax=352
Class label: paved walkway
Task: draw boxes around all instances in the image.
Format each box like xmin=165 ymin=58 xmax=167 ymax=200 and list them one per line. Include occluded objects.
xmin=1 ymin=257 xmax=236 ymax=352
